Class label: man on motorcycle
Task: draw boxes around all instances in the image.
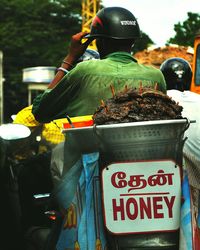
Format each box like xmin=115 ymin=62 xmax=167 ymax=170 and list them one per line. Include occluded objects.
xmin=25 ymin=8 xmax=167 ymax=249
xmin=160 ymin=58 xmax=200 ymax=241
xmin=160 ymin=57 xmax=200 ymax=178
xmin=160 ymin=57 xmax=200 ymax=191
xmin=32 ymin=6 xmax=166 ymax=123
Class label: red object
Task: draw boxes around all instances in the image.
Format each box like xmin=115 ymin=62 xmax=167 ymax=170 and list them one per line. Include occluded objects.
xmin=63 ymin=119 xmax=94 ymax=129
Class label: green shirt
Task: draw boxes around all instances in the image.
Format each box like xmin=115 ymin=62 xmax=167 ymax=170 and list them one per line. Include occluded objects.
xmin=32 ymin=52 xmax=166 ymax=122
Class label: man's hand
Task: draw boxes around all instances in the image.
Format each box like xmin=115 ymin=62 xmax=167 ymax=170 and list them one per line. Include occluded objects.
xmin=65 ymin=32 xmax=94 ymax=66
xmin=47 ymin=32 xmax=94 ymax=89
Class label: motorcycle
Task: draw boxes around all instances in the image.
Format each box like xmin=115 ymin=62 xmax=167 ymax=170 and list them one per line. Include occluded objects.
xmin=50 ymin=117 xmax=200 ymax=250
xmin=0 ymin=123 xmax=58 ymax=250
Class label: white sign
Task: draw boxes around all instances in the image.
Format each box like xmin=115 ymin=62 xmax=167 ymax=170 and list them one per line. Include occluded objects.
xmin=102 ymin=160 xmax=181 ymax=234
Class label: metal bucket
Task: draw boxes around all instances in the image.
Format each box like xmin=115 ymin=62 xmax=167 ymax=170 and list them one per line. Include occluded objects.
xmin=63 ymin=119 xmax=190 ymax=249
xmin=63 ymin=119 xmax=189 ymax=165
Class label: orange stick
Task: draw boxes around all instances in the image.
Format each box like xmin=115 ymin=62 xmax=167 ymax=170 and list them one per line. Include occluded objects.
xmin=139 ymin=81 xmax=143 ymax=94
xmin=110 ymin=84 xmax=116 ymax=97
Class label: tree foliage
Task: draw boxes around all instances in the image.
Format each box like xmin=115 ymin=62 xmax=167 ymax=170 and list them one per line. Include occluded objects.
xmin=168 ymin=12 xmax=200 ymax=46
xmin=0 ymin=0 xmax=81 ymax=121
xmin=0 ymin=0 xmax=154 ymax=121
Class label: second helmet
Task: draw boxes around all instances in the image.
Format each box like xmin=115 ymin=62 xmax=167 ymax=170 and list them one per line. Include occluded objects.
xmin=160 ymin=57 xmax=192 ymax=91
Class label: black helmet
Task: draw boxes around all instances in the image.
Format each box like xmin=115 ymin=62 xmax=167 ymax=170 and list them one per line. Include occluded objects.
xmin=85 ymin=7 xmax=141 ymax=40
xmin=160 ymin=57 xmax=192 ymax=91
xmin=77 ymin=49 xmax=100 ymax=63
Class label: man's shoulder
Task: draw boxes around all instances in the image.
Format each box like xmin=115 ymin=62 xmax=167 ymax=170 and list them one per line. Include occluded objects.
xmin=70 ymin=59 xmax=115 ymax=78
xmin=77 ymin=59 xmax=102 ymax=68
xmin=136 ymin=63 xmax=165 ymax=81
xmin=138 ymin=63 xmax=160 ymax=72
xmin=167 ymin=90 xmax=182 ymax=98
xmin=184 ymin=91 xmax=200 ymax=101
xmin=168 ymin=90 xmax=200 ymax=102
xmin=70 ymin=57 xmax=163 ymax=79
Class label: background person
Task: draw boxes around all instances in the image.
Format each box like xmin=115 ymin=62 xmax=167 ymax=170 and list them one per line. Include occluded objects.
xmin=160 ymin=57 xmax=200 ymax=187
xmin=160 ymin=57 xmax=200 ymax=249
xmin=160 ymin=57 xmax=200 ymax=241
xmin=160 ymin=57 xmax=200 ymax=178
